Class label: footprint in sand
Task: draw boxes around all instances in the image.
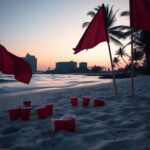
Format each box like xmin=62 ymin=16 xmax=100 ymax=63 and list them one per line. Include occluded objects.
xmin=0 ymin=126 xmax=21 ymax=149
xmin=1 ymin=126 xmax=21 ymax=135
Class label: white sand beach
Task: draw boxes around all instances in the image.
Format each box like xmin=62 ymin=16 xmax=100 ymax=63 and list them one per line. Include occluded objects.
xmin=0 ymin=75 xmax=150 ymax=150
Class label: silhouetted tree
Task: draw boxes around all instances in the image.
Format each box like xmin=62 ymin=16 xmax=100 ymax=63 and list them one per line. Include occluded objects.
xmin=115 ymin=47 xmax=130 ymax=66
xmin=140 ymin=31 xmax=150 ymax=68
xmin=83 ymin=4 xmax=129 ymax=46
xmin=121 ymin=11 xmax=150 ymax=70
xmin=113 ymin=57 xmax=120 ymax=69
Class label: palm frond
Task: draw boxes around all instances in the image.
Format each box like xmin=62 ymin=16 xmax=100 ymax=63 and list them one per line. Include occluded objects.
xmin=133 ymin=50 xmax=144 ymax=61
xmin=104 ymin=4 xmax=109 ymax=20
xmin=109 ymin=30 xmax=126 ymax=39
xmin=82 ymin=22 xmax=90 ymax=28
xmin=116 ymin=47 xmax=129 ymax=58
xmin=107 ymin=5 xmax=114 ymax=24
xmin=133 ymin=39 xmax=144 ymax=47
xmin=116 ymin=48 xmax=122 ymax=56
xmin=87 ymin=11 xmax=96 ymax=17
xmin=120 ymin=11 xmax=129 ymax=17
xmin=109 ymin=25 xmax=130 ymax=31
xmin=109 ymin=35 xmax=123 ymax=46
xmin=122 ymin=41 xmax=131 ymax=50
xmin=94 ymin=6 xmax=100 ymax=12
xmin=107 ymin=8 xmax=119 ymax=28
xmin=123 ymin=30 xmax=132 ymax=37
xmin=113 ymin=57 xmax=120 ymax=63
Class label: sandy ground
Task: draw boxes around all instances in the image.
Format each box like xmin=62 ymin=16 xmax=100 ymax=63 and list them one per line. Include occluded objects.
xmin=0 ymin=76 xmax=150 ymax=150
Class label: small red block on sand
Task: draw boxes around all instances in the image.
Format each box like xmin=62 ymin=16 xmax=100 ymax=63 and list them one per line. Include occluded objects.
xmin=52 ymin=114 xmax=76 ymax=132
xmin=8 ymin=108 xmax=20 ymax=121
xmin=36 ymin=107 xmax=47 ymax=119
xmin=94 ymin=99 xmax=105 ymax=107
xmin=83 ymin=96 xmax=90 ymax=107
xmin=20 ymin=107 xmax=31 ymax=120
xmin=70 ymin=97 xmax=78 ymax=106
xmin=45 ymin=104 xmax=53 ymax=116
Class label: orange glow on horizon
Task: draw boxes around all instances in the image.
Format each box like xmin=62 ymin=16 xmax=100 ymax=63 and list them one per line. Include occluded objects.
xmin=0 ymin=0 xmax=129 ymax=71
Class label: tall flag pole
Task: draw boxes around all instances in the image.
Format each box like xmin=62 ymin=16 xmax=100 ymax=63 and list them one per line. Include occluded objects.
xmin=107 ymin=41 xmax=118 ymax=94
xmin=130 ymin=29 xmax=135 ymax=96
xmin=73 ymin=4 xmax=118 ymax=94
xmin=130 ymin=0 xmax=150 ymax=96
xmin=0 ymin=44 xmax=32 ymax=84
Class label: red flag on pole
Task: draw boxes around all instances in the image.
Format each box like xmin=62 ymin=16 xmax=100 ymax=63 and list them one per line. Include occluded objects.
xmin=130 ymin=0 xmax=150 ymax=31
xmin=0 ymin=44 xmax=32 ymax=84
xmin=73 ymin=5 xmax=109 ymax=54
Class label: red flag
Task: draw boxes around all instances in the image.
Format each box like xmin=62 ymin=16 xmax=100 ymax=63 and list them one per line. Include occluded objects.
xmin=73 ymin=4 xmax=109 ymax=54
xmin=130 ymin=0 xmax=150 ymax=31
xmin=0 ymin=44 xmax=32 ymax=84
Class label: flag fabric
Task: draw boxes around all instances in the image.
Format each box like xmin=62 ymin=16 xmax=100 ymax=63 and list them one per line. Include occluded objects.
xmin=73 ymin=5 xmax=109 ymax=54
xmin=0 ymin=44 xmax=32 ymax=84
xmin=130 ymin=0 xmax=150 ymax=31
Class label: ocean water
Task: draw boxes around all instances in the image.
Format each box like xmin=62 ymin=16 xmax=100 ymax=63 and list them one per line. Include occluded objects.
xmin=0 ymin=74 xmax=111 ymax=95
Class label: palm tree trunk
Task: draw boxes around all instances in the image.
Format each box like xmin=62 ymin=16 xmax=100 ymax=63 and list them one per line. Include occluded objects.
xmin=116 ymin=63 xmax=121 ymax=68
xmin=121 ymin=57 xmax=128 ymax=66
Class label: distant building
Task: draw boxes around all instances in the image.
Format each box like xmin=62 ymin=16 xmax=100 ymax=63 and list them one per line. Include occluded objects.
xmin=23 ymin=53 xmax=37 ymax=72
xmin=91 ymin=65 xmax=103 ymax=73
xmin=79 ymin=62 xmax=88 ymax=72
xmin=55 ymin=61 xmax=77 ymax=73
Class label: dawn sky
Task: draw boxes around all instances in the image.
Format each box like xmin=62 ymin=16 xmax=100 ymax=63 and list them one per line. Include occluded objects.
xmin=0 ymin=0 xmax=129 ymax=70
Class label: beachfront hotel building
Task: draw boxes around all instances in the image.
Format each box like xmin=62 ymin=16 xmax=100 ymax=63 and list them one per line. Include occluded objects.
xmin=23 ymin=53 xmax=37 ymax=73
xmin=55 ymin=61 xmax=77 ymax=73
xmin=79 ymin=62 xmax=88 ymax=71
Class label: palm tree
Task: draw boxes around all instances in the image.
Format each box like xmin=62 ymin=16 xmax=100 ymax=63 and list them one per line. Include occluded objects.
xmin=82 ymin=4 xmax=129 ymax=46
xmin=113 ymin=57 xmax=120 ymax=69
xmin=115 ymin=47 xmax=130 ymax=66
xmin=120 ymin=11 xmax=150 ymax=69
xmin=140 ymin=31 xmax=150 ymax=68
xmin=132 ymin=49 xmax=144 ymax=65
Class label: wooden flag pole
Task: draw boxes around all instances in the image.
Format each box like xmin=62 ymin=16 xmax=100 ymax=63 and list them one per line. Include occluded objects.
xmin=131 ymin=29 xmax=135 ymax=96
xmin=107 ymin=41 xmax=118 ymax=94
